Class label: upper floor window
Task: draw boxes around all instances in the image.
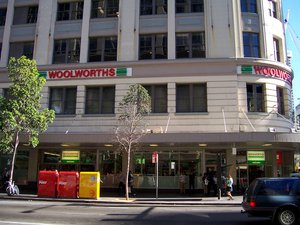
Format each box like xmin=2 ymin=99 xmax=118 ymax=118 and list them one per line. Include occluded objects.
xmin=85 ymin=86 xmax=115 ymax=114
xmin=273 ymin=38 xmax=281 ymax=62
xmin=247 ymin=83 xmax=265 ymax=112
xmin=49 ymin=87 xmax=77 ymax=115
xmin=176 ymin=83 xmax=207 ymax=113
xmin=143 ymin=85 xmax=167 ymax=113
xmin=139 ymin=34 xmax=167 ymax=60
xmin=240 ymin=0 xmax=257 ymax=13
xmin=53 ymin=38 xmax=81 ymax=64
xmin=91 ymin=0 xmax=119 ymax=18
xmin=9 ymin=41 xmax=34 ymax=59
xmin=243 ymin=32 xmax=260 ymax=58
xmin=176 ymin=0 xmax=204 ymax=13
xmin=57 ymin=1 xmax=83 ymax=21
xmin=89 ymin=36 xmax=117 ymax=62
xmin=13 ymin=5 xmax=38 ymax=25
xmin=140 ymin=0 xmax=167 ymax=15
xmin=176 ymin=32 xmax=205 ymax=58
xmin=3 ymin=88 xmax=9 ymax=99
xmin=277 ymin=87 xmax=285 ymax=115
xmin=0 ymin=8 xmax=6 ymax=26
xmin=269 ymin=1 xmax=278 ymax=19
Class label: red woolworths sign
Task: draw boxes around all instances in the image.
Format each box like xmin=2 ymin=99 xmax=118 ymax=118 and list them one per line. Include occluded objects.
xmin=238 ymin=65 xmax=292 ymax=86
xmin=39 ymin=68 xmax=132 ymax=80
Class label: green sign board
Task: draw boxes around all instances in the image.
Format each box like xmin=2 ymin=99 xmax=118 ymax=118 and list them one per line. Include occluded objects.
xmin=61 ymin=151 xmax=80 ymax=163
xmin=247 ymin=151 xmax=265 ymax=165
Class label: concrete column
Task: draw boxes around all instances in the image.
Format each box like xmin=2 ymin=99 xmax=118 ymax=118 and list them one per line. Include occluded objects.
xmin=28 ymin=149 xmax=38 ymax=183
xmin=226 ymin=148 xmax=237 ymax=182
xmin=35 ymin=0 xmax=56 ymax=65
xmin=167 ymin=0 xmax=175 ymax=59
xmin=0 ymin=0 xmax=14 ymax=67
xmin=80 ymin=0 xmax=91 ymax=63
xmin=117 ymin=0 xmax=137 ymax=61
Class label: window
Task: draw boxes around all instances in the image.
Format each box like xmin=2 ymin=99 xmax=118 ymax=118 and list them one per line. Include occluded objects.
xmin=85 ymin=86 xmax=115 ymax=114
xmin=53 ymin=38 xmax=81 ymax=64
xmin=140 ymin=0 xmax=167 ymax=15
xmin=243 ymin=32 xmax=260 ymax=58
xmin=57 ymin=1 xmax=83 ymax=21
xmin=176 ymin=32 xmax=205 ymax=58
xmin=269 ymin=1 xmax=278 ymax=18
xmin=277 ymin=87 xmax=285 ymax=115
xmin=9 ymin=42 xmax=34 ymax=59
xmin=247 ymin=83 xmax=265 ymax=112
xmin=13 ymin=6 xmax=38 ymax=25
xmin=91 ymin=0 xmax=119 ymax=18
xmin=3 ymin=88 xmax=9 ymax=99
xmin=139 ymin=34 xmax=167 ymax=60
xmin=49 ymin=87 xmax=77 ymax=114
xmin=273 ymin=38 xmax=281 ymax=62
xmin=176 ymin=0 xmax=204 ymax=13
xmin=240 ymin=0 xmax=257 ymax=13
xmin=89 ymin=36 xmax=117 ymax=62
xmin=176 ymin=83 xmax=207 ymax=113
xmin=143 ymin=85 xmax=167 ymax=113
xmin=0 ymin=8 xmax=6 ymax=26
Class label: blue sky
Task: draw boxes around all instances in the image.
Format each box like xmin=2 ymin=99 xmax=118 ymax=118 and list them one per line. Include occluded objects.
xmin=282 ymin=0 xmax=300 ymax=106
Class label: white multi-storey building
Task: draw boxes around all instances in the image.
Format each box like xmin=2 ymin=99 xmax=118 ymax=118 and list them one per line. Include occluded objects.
xmin=0 ymin=0 xmax=299 ymax=193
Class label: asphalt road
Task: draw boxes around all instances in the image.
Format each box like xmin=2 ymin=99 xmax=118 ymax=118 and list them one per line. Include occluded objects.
xmin=0 ymin=199 xmax=272 ymax=225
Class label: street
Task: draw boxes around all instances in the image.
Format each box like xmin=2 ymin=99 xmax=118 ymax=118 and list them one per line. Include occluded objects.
xmin=0 ymin=199 xmax=272 ymax=225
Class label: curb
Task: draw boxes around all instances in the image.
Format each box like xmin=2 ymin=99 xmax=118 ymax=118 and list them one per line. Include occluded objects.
xmin=0 ymin=194 xmax=242 ymax=206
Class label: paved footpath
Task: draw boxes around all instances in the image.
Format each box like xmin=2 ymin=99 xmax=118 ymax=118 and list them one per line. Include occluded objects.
xmin=0 ymin=193 xmax=242 ymax=206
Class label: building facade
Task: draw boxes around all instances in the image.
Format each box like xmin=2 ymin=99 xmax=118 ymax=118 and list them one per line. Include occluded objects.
xmin=0 ymin=0 xmax=299 ymax=193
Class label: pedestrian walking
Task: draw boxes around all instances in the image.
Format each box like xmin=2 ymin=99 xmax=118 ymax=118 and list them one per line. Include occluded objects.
xmin=179 ymin=171 xmax=186 ymax=194
xmin=128 ymin=171 xmax=135 ymax=197
xmin=226 ymin=175 xmax=234 ymax=200
xmin=202 ymin=173 xmax=209 ymax=195
xmin=189 ymin=169 xmax=196 ymax=193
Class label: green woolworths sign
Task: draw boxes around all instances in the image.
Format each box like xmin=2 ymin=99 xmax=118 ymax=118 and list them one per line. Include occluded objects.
xmin=247 ymin=151 xmax=265 ymax=165
xmin=61 ymin=151 xmax=80 ymax=163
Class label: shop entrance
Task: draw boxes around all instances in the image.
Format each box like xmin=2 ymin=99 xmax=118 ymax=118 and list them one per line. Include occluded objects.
xmin=248 ymin=165 xmax=265 ymax=184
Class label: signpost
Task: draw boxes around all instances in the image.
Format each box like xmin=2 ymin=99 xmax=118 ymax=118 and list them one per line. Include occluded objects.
xmin=152 ymin=151 xmax=158 ymax=199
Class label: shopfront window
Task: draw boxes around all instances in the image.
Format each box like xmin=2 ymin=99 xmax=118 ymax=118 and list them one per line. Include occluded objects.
xmin=39 ymin=150 xmax=61 ymax=171
xmin=99 ymin=151 xmax=122 ymax=175
xmin=132 ymin=151 xmax=202 ymax=189
xmin=80 ymin=150 xmax=96 ymax=171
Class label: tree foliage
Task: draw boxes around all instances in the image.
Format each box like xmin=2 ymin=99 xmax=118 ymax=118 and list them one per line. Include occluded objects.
xmin=0 ymin=56 xmax=55 ymax=185
xmin=115 ymin=84 xmax=151 ymax=200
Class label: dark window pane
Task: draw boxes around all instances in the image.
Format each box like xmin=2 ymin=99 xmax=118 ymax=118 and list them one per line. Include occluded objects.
xmin=177 ymin=85 xmax=190 ymax=112
xmin=50 ymin=87 xmax=77 ymax=114
xmin=247 ymin=84 xmax=265 ymax=112
xmin=0 ymin=8 xmax=6 ymax=26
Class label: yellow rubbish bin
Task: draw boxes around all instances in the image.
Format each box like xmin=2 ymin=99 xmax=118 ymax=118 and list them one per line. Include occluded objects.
xmin=79 ymin=172 xmax=100 ymax=199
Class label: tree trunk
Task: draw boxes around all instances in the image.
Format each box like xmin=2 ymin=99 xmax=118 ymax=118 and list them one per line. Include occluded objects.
xmin=9 ymin=131 xmax=19 ymax=183
xmin=125 ymin=149 xmax=131 ymax=200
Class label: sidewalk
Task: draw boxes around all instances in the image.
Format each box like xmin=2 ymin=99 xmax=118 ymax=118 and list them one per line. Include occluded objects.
xmin=0 ymin=192 xmax=243 ymax=206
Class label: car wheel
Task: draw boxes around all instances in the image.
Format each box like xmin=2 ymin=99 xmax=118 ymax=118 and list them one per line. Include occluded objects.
xmin=276 ymin=208 xmax=297 ymax=225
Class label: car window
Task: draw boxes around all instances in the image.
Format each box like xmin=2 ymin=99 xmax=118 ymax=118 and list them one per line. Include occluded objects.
xmin=293 ymin=180 xmax=300 ymax=195
xmin=257 ymin=179 xmax=296 ymax=196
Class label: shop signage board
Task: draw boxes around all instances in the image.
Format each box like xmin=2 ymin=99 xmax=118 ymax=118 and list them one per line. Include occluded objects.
xmin=152 ymin=151 xmax=158 ymax=163
xmin=237 ymin=65 xmax=292 ymax=85
xmin=39 ymin=68 xmax=132 ymax=80
xmin=247 ymin=151 xmax=265 ymax=165
xmin=61 ymin=151 xmax=80 ymax=163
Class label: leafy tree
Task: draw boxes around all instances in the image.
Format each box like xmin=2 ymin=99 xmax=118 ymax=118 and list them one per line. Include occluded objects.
xmin=0 ymin=56 xmax=55 ymax=190
xmin=115 ymin=84 xmax=151 ymax=200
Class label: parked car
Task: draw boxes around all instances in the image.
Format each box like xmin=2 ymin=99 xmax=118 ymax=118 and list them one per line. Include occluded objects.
xmin=241 ymin=177 xmax=300 ymax=225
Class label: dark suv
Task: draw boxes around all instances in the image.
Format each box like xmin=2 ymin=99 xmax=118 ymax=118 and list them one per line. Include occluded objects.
xmin=242 ymin=177 xmax=300 ymax=225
